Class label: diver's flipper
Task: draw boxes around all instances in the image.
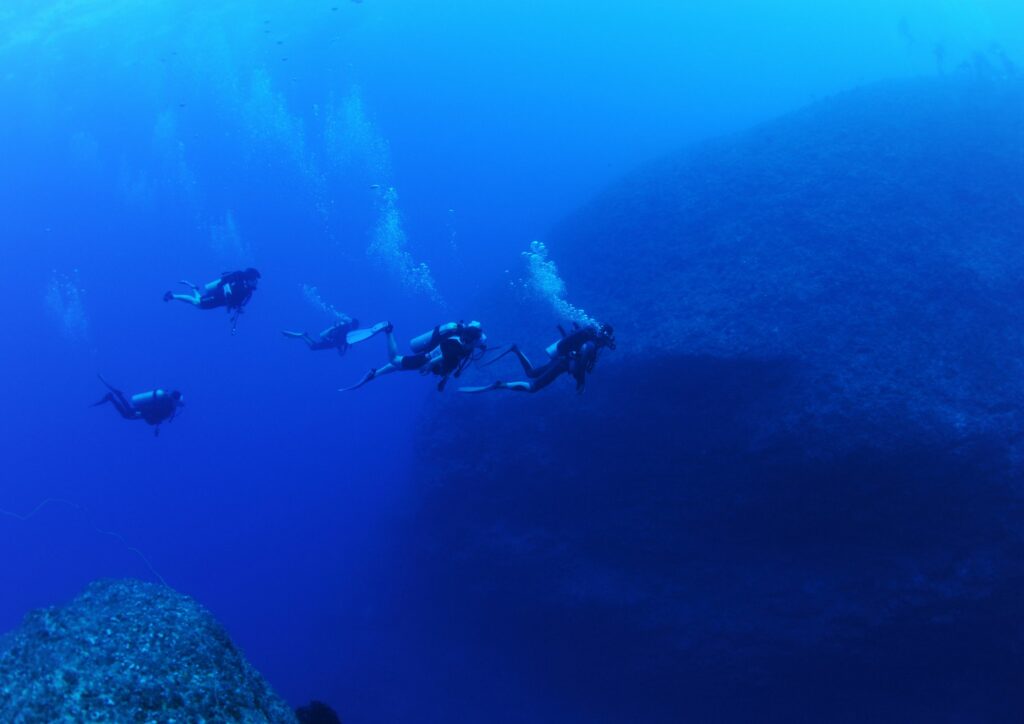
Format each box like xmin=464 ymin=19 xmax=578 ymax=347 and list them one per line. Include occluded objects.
xmin=458 ymin=382 xmax=503 ymax=394
xmin=95 ymin=374 xmax=120 ymax=394
xmin=281 ymin=330 xmax=305 ymax=338
xmin=339 ymin=369 xmax=377 ymax=392
xmin=346 ymin=321 xmax=391 ymax=345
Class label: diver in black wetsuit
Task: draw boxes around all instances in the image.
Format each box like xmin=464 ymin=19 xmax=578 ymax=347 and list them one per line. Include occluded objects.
xmin=282 ymin=315 xmax=361 ymax=355
xmin=461 ymin=322 xmax=615 ymax=394
xmin=163 ymin=268 xmax=261 ymax=331
xmin=92 ymin=375 xmax=184 ymax=435
xmin=341 ymin=320 xmax=488 ymax=392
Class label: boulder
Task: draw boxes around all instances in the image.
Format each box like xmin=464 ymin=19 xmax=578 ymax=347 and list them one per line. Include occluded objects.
xmin=0 ymin=579 xmax=296 ymax=723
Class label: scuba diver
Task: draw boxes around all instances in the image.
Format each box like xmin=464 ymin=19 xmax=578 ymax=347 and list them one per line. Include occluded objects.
xmin=282 ymin=315 xmax=362 ymax=355
xmin=164 ymin=268 xmax=261 ymax=332
xmin=460 ymin=322 xmax=615 ymax=394
xmin=341 ymin=320 xmax=488 ymax=392
xmin=92 ymin=375 xmax=184 ymax=436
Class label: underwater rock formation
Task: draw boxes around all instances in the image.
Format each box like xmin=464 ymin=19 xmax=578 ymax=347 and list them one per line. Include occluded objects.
xmin=411 ymin=75 xmax=1024 ymax=723
xmin=556 ymin=74 xmax=1024 ymax=452
xmin=296 ymin=699 xmax=343 ymax=724
xmin=0 ymin=579 xmax=296 ymax=723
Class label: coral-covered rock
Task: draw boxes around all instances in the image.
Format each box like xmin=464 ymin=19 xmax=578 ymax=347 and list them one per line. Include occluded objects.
xmin=0 ymin=579 xmax=296 ymax=723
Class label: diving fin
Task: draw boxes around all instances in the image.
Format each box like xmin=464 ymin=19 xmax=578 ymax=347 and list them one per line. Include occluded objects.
xmin=281 ymin=330 xmax=305 ymax=338
xmin=346 ymin=321 xmax=391 ymax=345
xmin=458 ymin=382 xmax=503 ymax=394
xmin=339 ymin=368 xmax=377 ymax=392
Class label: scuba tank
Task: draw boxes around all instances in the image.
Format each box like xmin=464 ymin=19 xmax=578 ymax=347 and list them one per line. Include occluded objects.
xmin=409 ymin=327 xmax=436 ymax=353
xmin=131 ymin=390 xmax=180 ymax=421
xmin=546 ymin=323 xmax=595 ymax=358
xmin=410 ymin=322 xmax=484 ymax=353
xmin=410 ymin=323 xmax=457 ymax=353
xmin=131 ymin=390 xmax=168 ymax=410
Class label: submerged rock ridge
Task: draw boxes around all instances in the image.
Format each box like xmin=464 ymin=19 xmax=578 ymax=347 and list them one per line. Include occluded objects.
xmin=549 ymin=73 xmax=1024 ymax=451
xmin=412 ymin=75 xmax=1024 ymax=723
xmin=0 ymin=579 xmax=296 ymax=723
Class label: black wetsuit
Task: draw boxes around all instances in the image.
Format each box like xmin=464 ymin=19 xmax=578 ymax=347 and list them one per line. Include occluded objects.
xmin=309 ymin=321 xmax=358 ymax=353
xmin=201 ymin=273 xmax=255 ymax=311
xmin=93 ymin=378 xmax=180 ymax=433
xmin=501 ymin=324 xmax=607 ymax=393
xmin=403 ymin=330 xmax=480 ymax=390
xmin=511 ymin=341 xmax=597 ymax=393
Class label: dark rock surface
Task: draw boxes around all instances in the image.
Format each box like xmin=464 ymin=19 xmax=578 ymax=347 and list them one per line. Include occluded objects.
xmin=409 ymin=74 xmax=1024 ymax=723
xmin=0 ymin=579 xmax=296 ymax=723
xmin=524 ymin=74 xmax=1024 ymax=453
xmin=296 ymin=699 xmax=342 ymax=724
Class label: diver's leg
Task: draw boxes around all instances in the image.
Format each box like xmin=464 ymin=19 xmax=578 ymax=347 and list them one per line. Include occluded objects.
xmin=510 ymin=345 xmax=545 ymax=378
xmin=282 ymin=330 xmax=324 ymax=349
xmin=112 ymin=390 xmax=134 ymax=411
xmin=93 ymin=393 xmax=137 ymax=419
xmin=483 ymin=376 xmax=551 ymax=393
xmin=385 ymin=326 xmax=399 ymax=363
xmin=95 ymin=375 xmax=134 ymax=410
xmin=528 ymin=360 xmax=568 ymax=392
xmin=91 ymin=393 xmax=114 ymax=408
xmin=112 ymin=397 xmax=138 ymax=419
xmin=340 ymin=362 xmax=399 ymax=392
xmin=374 ymin=363 xmax=400 ymax=379
xmin=109 ymin=387 xmax=137 ymax=417
xmin=494 ymin=360 xmax=566 ymax=393
xmin=460 ymin=380 xmax=532 ymax=393
xmin=164 ymin=291 xmax=201 ymax=305
xmin=343 ymin=329 xmax=416 ymax=391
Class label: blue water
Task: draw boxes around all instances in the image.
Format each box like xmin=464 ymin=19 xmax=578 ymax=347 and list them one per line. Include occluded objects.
xmin=1 ymin=2 xmax=1022 ymax=722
